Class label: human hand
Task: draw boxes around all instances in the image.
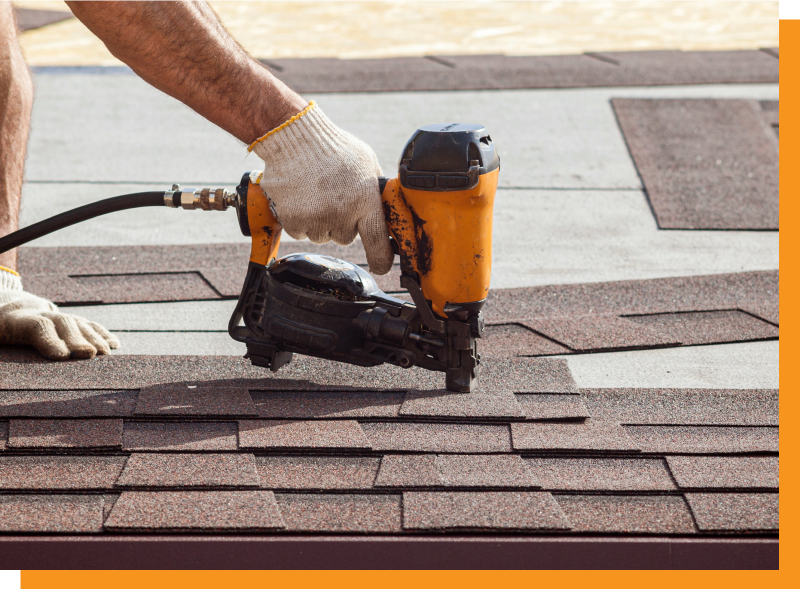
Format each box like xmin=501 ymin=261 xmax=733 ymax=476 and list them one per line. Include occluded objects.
xmin=0 ymin=267 xmax=120 ymax=360
xmin=250 ymin=102 xmax=394 ymax=275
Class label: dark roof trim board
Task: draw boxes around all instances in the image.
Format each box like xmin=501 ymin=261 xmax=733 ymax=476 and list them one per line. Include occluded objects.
xmin=0 ymin=536 xmax=778 ymax=569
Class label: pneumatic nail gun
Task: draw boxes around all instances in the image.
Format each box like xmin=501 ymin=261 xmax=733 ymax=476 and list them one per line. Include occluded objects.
xmin=0 ymin=124 xmax=499 ymax=391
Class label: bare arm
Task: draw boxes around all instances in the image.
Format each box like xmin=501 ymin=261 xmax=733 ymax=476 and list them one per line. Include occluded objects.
xmin=65 ymin=1 xmax=306 ymax=144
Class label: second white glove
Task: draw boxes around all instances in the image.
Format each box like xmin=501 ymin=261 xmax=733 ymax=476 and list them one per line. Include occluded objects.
xmin=250 ymin=102 xmax=394 ymax=275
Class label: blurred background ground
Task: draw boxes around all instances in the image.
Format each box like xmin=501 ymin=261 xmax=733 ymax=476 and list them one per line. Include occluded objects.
xmin=15 ymin=0 xmax=778 ymax=65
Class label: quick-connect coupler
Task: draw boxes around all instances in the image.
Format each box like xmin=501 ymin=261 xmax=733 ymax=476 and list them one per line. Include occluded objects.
xmin=163 ymin=184 xmax=238 ymax=211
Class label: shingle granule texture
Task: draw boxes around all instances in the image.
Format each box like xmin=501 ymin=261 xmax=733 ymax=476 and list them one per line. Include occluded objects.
xmin=525 ymin=458 xmax=676 ymax=491
xmin=18 ymin=274 xmax=100 ymax=306
xmin=0 ymin=353 xmax=572 ymax=394
xmin=623 ymin=425 xmax=778 ymax=454
xmin=514 ymin=394 xmax=590 ymax=420
xmin=522 ymin=315 xmax=677 ymax=352
xmin=257 ymin=456 xmax=380 ymax=490
xmin=481 ymin=324 xmax=570 ymax=356
xmin=361 ymin=422 xmax=511 ymax=453
xmin=135 ymin=384 xmax=257 ymax=416
xmin=238 ymin=420 xmax=370 ymax=450
xmin=0 ymin=390 xmax=138 ymax=417
xmin=70 ymin=272 xmax=221 ymax=304
xmin=0 ymin=495 xmax=103 ymax=532
xmin=0 ymin=421 xmax=7 ymax=451
xmin=685 ymin=493 xmax=779 ymax=531
xmin=483 ymin=271 xmax=777 ymax=325
xmin=375 ymin=454 xmax=539 ymax=488
xmin=583 ymin=389 xmax=778 ymax=425
xmin=399 ymin=389 xmax=525 ymax=419
xmin=276 ymin=494 xmax=402 ymax=532
xmin=612 ymin=98 xmax=778 ymax=230
xmin=105 ymin=491 xmax=285 ymax=531
xmin=666 ymin=456 xmax=779 ymax=489
xmin=0 ymin=456 xmax=126 ymax=490
xmin=624 ymin=310 xmax=778 ymax=346
xmin=402 ymin=492 xmax=570 ymax=530
xmin=122 ymin=421 xmax=238 ymax=451
xmin=251 ymin=391 xmax=404 ymax=418
xmin=511 ymin=420 xmax=639 ymax=452
xmin=8 ymin=418 xmax=123 ymax=448
xmin=554 ymin=495 xmax=696 ymax=534
xmin=114 ymin=453 xmax=260 ymax=488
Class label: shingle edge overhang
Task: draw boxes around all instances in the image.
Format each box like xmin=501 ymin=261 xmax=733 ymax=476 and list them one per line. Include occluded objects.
xmin=0 ymin=535 xmax=777 ymax=569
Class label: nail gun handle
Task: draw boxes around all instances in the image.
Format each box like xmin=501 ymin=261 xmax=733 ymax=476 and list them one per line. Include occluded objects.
xmin=236 ymin=171 xmax=282 ymax=266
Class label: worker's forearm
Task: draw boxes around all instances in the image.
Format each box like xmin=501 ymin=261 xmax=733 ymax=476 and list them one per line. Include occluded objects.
xmin=65 ymin=1 xmax=306 ymax=144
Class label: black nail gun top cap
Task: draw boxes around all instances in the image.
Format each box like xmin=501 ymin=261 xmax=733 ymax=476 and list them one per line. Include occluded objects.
xmin=398 ymin=123 xmax=499 ymax=191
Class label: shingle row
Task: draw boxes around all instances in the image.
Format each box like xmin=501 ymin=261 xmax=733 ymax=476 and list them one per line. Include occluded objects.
xmin=0 ymin=490 xmax=778 ymax=534
xmin=0 ymin=454 xmax=778 ymax=491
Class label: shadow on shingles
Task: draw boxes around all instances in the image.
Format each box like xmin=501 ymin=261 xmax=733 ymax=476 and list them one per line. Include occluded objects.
xmin=0 ymin=390 xmax=138 ymax=418
xmin=250 ymin=390 xmax=406 ymax=419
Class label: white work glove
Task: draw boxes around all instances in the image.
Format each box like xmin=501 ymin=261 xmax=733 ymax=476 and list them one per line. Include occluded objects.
xmin=0 ymin=267 xmax=120 ymax=360
xmin=250 ymin=101 xmax=394 ymax=275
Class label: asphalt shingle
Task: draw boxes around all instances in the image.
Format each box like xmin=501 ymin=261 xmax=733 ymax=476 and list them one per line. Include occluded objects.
xmin=0 ymin=422 xmax=7 ymax=451
xmin=114 ymin=453 xmax=260 ymax=488
xmin=511 ymin=420 xmax=639 ymax=452
xmin=666 ymin=456 xmax=779 ymax=490
xmin=0 ymin=390 xmax=138 ymax=417
xmin=583 ymin=389 xmax=778 ymax=426
xmin=514 ymin=394 xmax=590 ymax=420
xmin=402 ymin=491 xmax=570 ymax=530
xmin=0 ymin=495 xmax=103 ymax=533
xmin=522 ymin=315 xmax=676 ymax=352
xmin=685 ymin=493 xmax=779 ymax=531
xmin=399 ymin=389 xmax=525 ymax=419
xmin=554 ymin=495 xmax=696 ymax=534
xmin=0 ymin=456 xmax=126 ymax=490
xmin=361 ymin=422 xmax=511 ymax=453
xmin=250 ymin=391 xmax=404 ymax=418
xmin=105 ymin=491 xmax=285 ymax=531
xmin=525 ymin=457 xmax=676 ymax=491
xmin=70 ymin=272 xmax=221 ymax=304
xmin=238 ymin=420 xmax=371 ymax=450
xmin=276 ymin=494 xmax=402 ymax=532
xmin=374 ymin=454 xmax=538 ymax=488
xmin=8 ymin=419 xmax=123 ymax=448
xmin=624 ymin=310 xmax=778 ymax=346
xmin=257 ymin=456 xmax=380 ymax=489
xmin=135 ymin=383 xmax=257 ymax=417
xmin=481 ymin=324 xmax=570 ymax=357
xmin=623 ymin=425 xmax=778 ymax=454
xmin=122 ymin=421 xmax=238 ymax=451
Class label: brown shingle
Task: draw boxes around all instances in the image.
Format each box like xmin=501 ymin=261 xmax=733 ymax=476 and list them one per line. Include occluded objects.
xmin=511 ymin=420 xmax=639 ymax=452
xmin=374 ymin=454 xmax=539 ymax=488
xmin=624 ymin=310 xmax=778 ymax=346
xmin=402 ymin=491 xmax=569 ymax=530
xmin=135 ymin=383 xmax=257 ymax=417
xmin=0 ymin=390 xmax=138 ymax=417
xmin=238 ymin=420 xmax=370 ymax=450
xmin=122 ymin=421 xmax=238 ymax=451
xmin=361 ymin=422 xmax=511 ymax=453
xmin=583 ymin=389 xmax=778 ymax=425
xmin=114 ymin=453 xmax=260 ymax=488
xmin=105 ymin=491 xmax=285 ymax=531
xmin=276 ymin=494 xmax=402 ymax=532
xmin=251 ymin=391 xmax=403 ymax=418
xmin=0 ymin=456 xmax=126 ymax=490
xmin=481 ymin=324 xmax=570 ymax=356
xmin=554 ymin=495 xmax=696 ymax=534
xmin=0 ymin=495 xmax=103 ymax=533
xmin=525 ymin=457 xmax=676 ymax=491
xmin=685 ymin=493 xmax=779 ymax=531
xmin=666 ymin=456 xmax=779 ymax=490
xmin=522 ymin=315 xmax=676 ymax=352
xmin=623 ymin=425 xmax=779 ymax=454
xmin=8 ymin=419 xmax=123 ymax=448
xmin=70 ymin=272 xmax=221 ymax=304
xmin=399 ymin=389 xmax=525 ymax=419
xmin=257 ymin=456 xmax=380 ymax=489
xmin=514 ymin=393 xmax=590 ymax=420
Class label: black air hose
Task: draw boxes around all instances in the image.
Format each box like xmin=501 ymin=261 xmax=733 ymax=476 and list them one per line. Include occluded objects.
xmin=0 ymin=191 xmax=167 ymax=254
